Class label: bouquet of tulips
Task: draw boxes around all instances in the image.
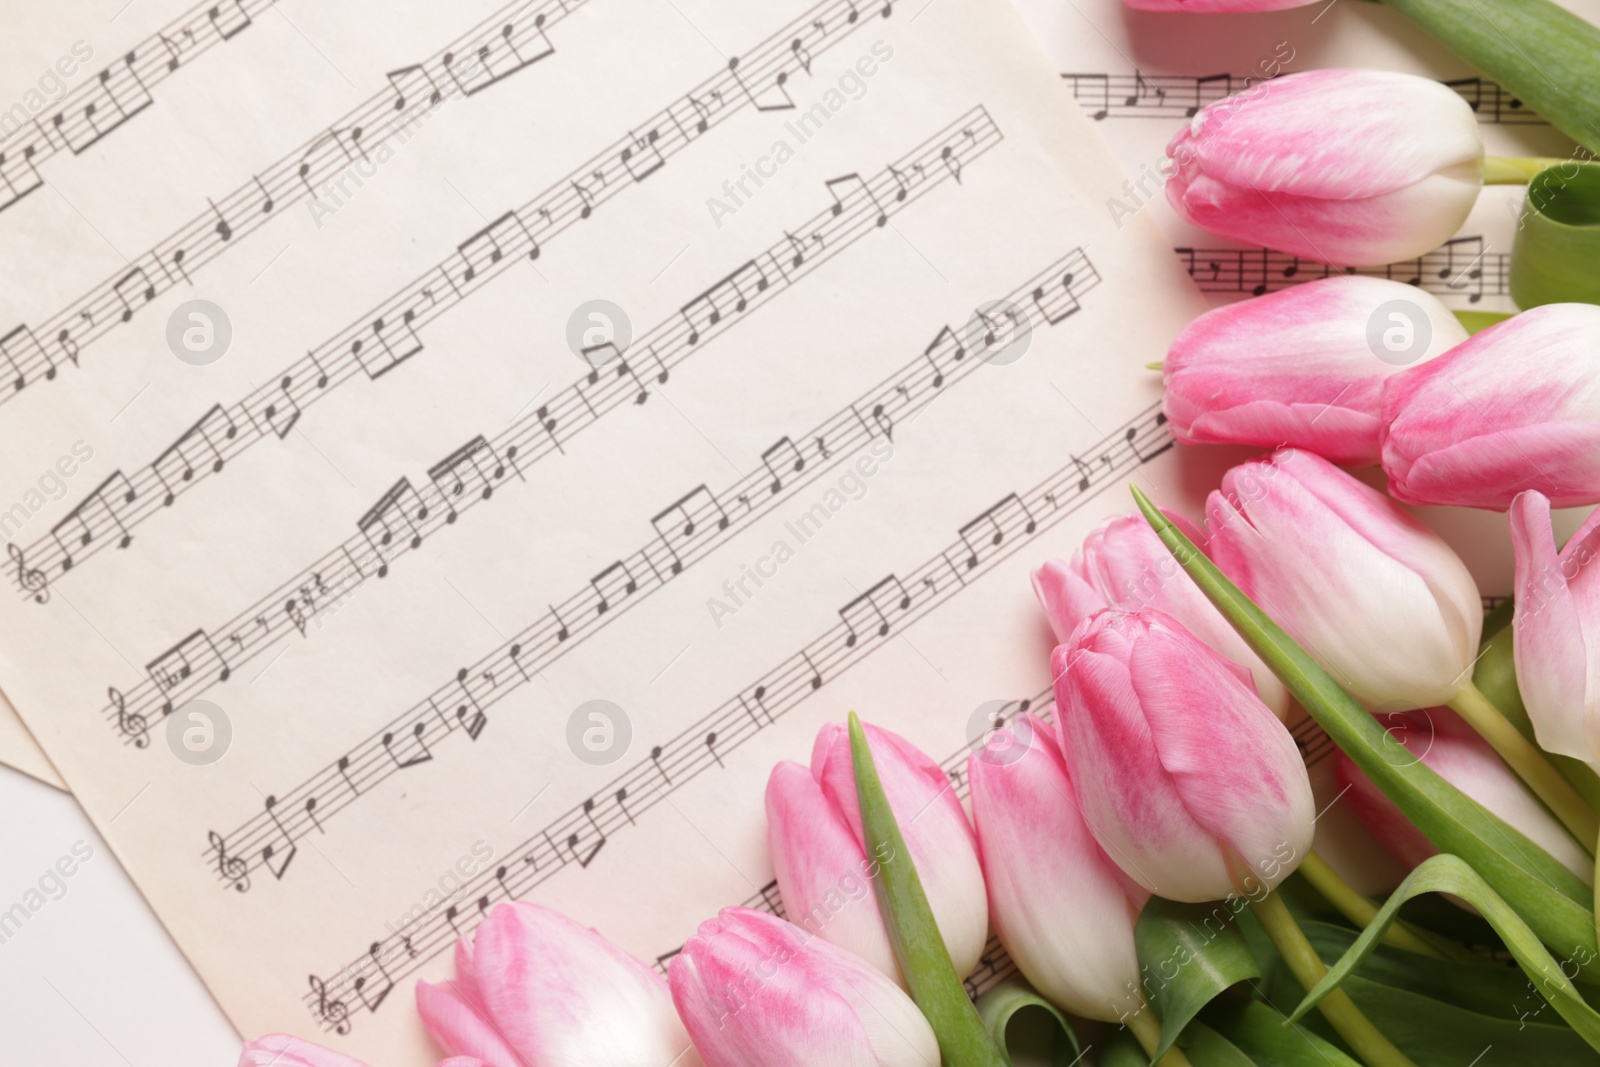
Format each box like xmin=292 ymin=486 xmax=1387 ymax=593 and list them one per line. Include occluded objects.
xmin=238 ymin=1 xmax=1600 ymax=1064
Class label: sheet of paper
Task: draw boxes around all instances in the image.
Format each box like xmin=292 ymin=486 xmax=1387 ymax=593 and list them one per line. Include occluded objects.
xmin=0 ymin=0 xmax=1211 ymax=1059
xmin=0 ymin=689 xmax=63 ymax=788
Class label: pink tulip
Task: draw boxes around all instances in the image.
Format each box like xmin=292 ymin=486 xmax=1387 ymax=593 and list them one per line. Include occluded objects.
xmin=1033 ymin=510 xmax=1290 ymax=717
xmin=968 ymin=714 xmax=1147 ymax=1021
xmin=669 ymin=907 xmax=939 ymax=1067
xmin=1335 ymin=709 xmax=1591 ymax=881
xmin=1510 ymin=491 xmax=1600 ymax=762
xmin=1166 ymin=70 xmax=1483 ymax=266
xmin=1163 ymin=277 xmax=1467 ymax=465
xmin=415 ymin=901 xmax=701 ymax=1067
xmin=769 ymin=720 xmax=988 ymax=980
xmin=1208 ymin=449 xmax=1482 ymax=709
xmin=1053 ymin=609 xmax=1315 ymax=902
xmin=1126 ymin=0 xmax=1318 ymax=9
xmin=238 ymin=1035 xmax=370 ymax=1067
xmin=1382 ymin=304 xmax=1600 ymax=510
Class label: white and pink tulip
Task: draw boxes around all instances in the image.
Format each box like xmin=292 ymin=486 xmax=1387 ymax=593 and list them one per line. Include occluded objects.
xmin=669 ymin=907 xmax=939 ymax=1067
xmin=414 ymin=900 xmax=701 ymax=1067
xmin=1052 ymin=609 xmax=1315 ymax=902
xmin=1166 ymin=69 xmax=1483 ymax=266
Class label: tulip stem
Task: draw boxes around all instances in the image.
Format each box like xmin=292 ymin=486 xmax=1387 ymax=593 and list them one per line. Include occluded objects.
xmin=1448 ymin=682 xmax=1600 ymax=854
xmin=1249 ymin=889 xmax=1419 ymax=1067
xmin=1483 ymin=156 xmax=1567 ymax=184
xmin=1125 ymin=1003 xmax=1196 ymax=1067
xmin=1298 ymin=852 xmax=1465 ymax=962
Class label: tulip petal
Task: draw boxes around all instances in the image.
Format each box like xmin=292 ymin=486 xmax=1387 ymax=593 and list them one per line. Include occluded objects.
xmin=416 ymin=980 xmax=526 ymax=1067
xmin=1054 ymin=641 xmax=1235 ymax=900
xmin=1170 ymin=167 xmax=1481 ymax=267
xmin=1031 ymin=559 xmax=1108 ymax=644
xmin=968 ymin=716 xmax=1145 ymax=1021
xmin=238 ymin=1034 xmax=371 ymax=1067
xmin=1511 ymin=492 xmax=1599 ymax=761
xmin=765 ymin=760 xmax=899 ymax=981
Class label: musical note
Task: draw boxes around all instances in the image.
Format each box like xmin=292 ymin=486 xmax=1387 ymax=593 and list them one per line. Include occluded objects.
xmin=51 ymin=471 xmax=137 ymax=566
xmin=454 ymin=211 xmax=537 ymax=286
xmin=727 ymin=54 xmax=795 ymax=112
xmin=51 ymin=57 xmax=154 ymax=154
xmin=357 ymin=479 xmax=427 ymax=577
xmin=152 ymin=404 xmax=237 ymax=505
xmin=207 ymin=0 xmax=254 ymax=40
xmin=0 ymin=141 xmax=45 ymax=214
xmin=352 ymin=310 xmax=425 ymax=378
xmin=0 ymin=324 xmax=52 ymax=391
xmin=705 ymin=730 xmax=724 ymax=767
xmin=566 ymin=797 xmax=607 ymax=867
xmin=261 ymin=795 xmax=298 ymax=880
xmin=113 ymin=266 xmax=157 ymax=323
xmin=445 ymin=668 xmax=488 ymax=740
xmin=679 ymin=260 xmax=769 ymax=344
xmin=260 ymin=374 xmax=303 ymax=438
xmin=651 ymin=485 xmax=730 ymax=574
xmin=957 ymin=494 xmax=1036 ymax=569
xmin=147 ymin=630 xmax=229 ymax=707
xmin=444 ymin=14 xmax=555 ymax=97
xmin=353 ymin=942 xmax=394 ymax=1013
xmin=382 ymin=721 xmax=434 ymax=769
xmin=1029 ymin=267 xmax=1082 ymax=324
xmin=760 ymin=436 xmax=806 ymax=494
xmin=650 ymin=744 xmax=671 ymax=784
xmin=825 ymin=172 xmax=886 ymax=226
xmin=621 ymin=127 xmax=667 ymax=181
xmin=1069 ymin=73 xmax=1109 ymax=120
xmin=385 ymin=64 xmax=445 ymax=113
xmin=590 ymin=561 xmax=638 ymax=614
xmin=427 ymin=436 xmax=507 ymax=518
xmin=296 ymin=128 xmax=359 ymax=195
xmin=838 ymin=576 xmax=910 ymax=646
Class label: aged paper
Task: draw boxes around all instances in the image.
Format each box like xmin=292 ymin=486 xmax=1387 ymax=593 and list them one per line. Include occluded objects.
xmin=0 ymin=0 xmax=1212 ymax=1060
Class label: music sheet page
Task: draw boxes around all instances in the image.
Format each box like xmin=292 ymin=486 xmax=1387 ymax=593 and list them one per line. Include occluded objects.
xmin=0 ymin=0 xmax=1207 ymax=1059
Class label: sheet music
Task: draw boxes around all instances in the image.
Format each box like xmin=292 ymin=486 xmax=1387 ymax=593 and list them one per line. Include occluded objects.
xmin=0 ymin=0 xmax=1213 ymax=1059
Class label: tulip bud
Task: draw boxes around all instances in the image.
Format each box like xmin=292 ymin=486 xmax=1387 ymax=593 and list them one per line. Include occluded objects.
xmin=415 ymin=901 xmax=701 ymax=1067
xmin=1207 ymin=448 xmax=1482 ymax=709
xmin=669 ymin=907 xmax=940 ymax=1067
xmin=1163 ymin=277 xmax=1467 ymax=465
xmin=238 ymin=1035 xmax=370 ymax=1067
xmin=1033 ymin=510 xmax=1290 ymax=718
xmin=776 ymin=721 xmax=988 ymax=980
xmin=1166 ymin=69 xmax=1483 ymax=266
xmin=967 ymin=714 xmax=1147 ymax=1021
xmin=1053 ymin=609 xmax=1316 ymax=903
xmin=1382 ymin=303 xmax=1600 ymax=510
xmin=1335 ymin=709 xmax=1592 ymax=882
xmin=1510 ymin=490 xmax=1600 ymax=762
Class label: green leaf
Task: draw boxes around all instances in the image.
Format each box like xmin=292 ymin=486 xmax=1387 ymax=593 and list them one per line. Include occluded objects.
xmin=1513 ymin=162 xmax=1600 ymax=309
xmin=1129 ymin=488 xmax=1599 ymax=977
xmin=1135 ymin=897 xmax=1261 ymax=1061
xmin=1451 ymin=310 xmax=1516 ymax=335
xmin=1377 ymin=0 xmax=1600 ymax=156
xmin=848 ymin=712 xmax=1007 ymax=1067
xmin=1201 ymin=1000 xmax=1363 ymax=1067
xmin=1289 ymin=855 xmax=1600 ymax=1055
xmin=974 ymin=979 xmax=1081 ymax=1067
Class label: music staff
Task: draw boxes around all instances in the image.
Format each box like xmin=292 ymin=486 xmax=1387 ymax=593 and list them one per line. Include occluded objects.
xmin=206 ymin=246 xmax=1095 ymax=887
xmin=0 ymin=0 xmax=276 ymax=216
xmin=0 ymin=0 xmax=889 ymax=410
xmin=1062 ymin=71 xmax=1545 ymax=125
xmin=8 ymin=1 xmax=915 ymax=610
xmin=105 ymin=110 xmax=1000 ymax=747
xmin=298 ymin=403 xmax=1173 ymax=1031
xmin=1176 ymin=235 xmax=1505 ymax=304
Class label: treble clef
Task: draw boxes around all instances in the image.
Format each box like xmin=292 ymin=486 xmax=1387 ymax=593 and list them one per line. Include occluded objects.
xmin=208 ymin=830 xmax=251 ymax=893
xmin=109 ymin=686 xmax=149 ymax=748
xmin=9 ymin=542 xmax=48 ymax=604
xmin=307 ymin=974 xmax=350 ymax=1035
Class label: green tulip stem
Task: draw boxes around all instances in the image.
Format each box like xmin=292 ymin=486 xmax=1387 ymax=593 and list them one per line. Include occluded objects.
xmin=847 ymin=712 xmax=1007 ymax=1067
xmin=1125 ymin=1002 xmax=1195 ymax=1067
xmin=1447 ymin=681 xmax=1600 ymax=852
xmin=1297 ymin=852 xmax=1462 ymax=962
xmin=1483 ymin=156 xmax=1567 ymax=184
xmin=1249 ymin=890 xmax=1419 ymax=1067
